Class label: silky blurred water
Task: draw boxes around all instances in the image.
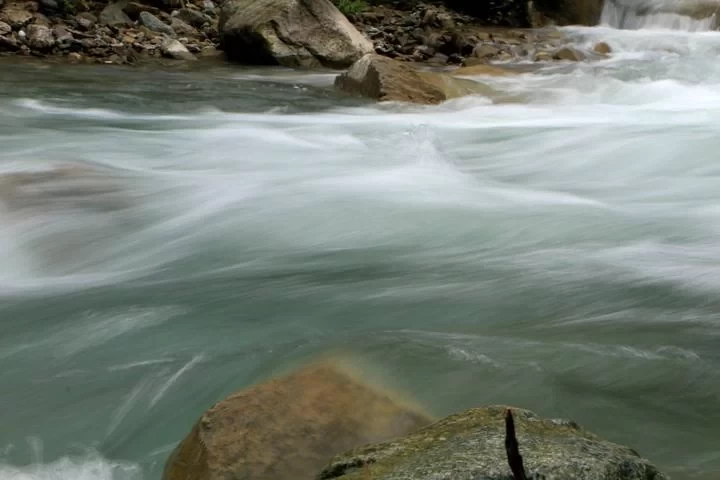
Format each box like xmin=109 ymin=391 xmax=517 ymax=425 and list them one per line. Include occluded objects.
xmin=1 ymin=20 xmax=720 ymax=480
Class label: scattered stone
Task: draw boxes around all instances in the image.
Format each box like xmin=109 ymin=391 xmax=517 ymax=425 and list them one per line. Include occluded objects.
xmin=436 ymin=11 xmax=454 ymax=29
xmin=160 ymin=37 xmax=195 ymax=60
xmin=38 ymin=0 xmax=59 ymax=13
xmin=0 ymin=21 xmax=11 ymax=36
xmin=67 ymin=51 xmax=82 ymax=62
xmin=140 ymin=11 xmax=175 ymax=35
xmin=173 ymin=7 xmax=209 ymax=28
xmin=27 ymin=24 xmax=55 ymax=51
xmin=321 ymin=405 xmax=668 ymax=480
xmin=123 ymin=2 xmax=162 ymax=19
xmin=472 ymin=42 xmax=502 ymax=59
xmin=53 ymin=25 xmax=73 ymax=46
xmin=99 ymin=2 xmax=133 ymax=27
xmin=553 ymin=45 xmax=586 ymax=61
xmin=593 ymin=41 xmax=612 ymax=55
xmin=162 ymin=360 xmax=431 ymax=480
xmin=0 ymin=8 xmax=33 ymax=29
xmin=420 ymin=7 xmax=437 ymax=26
xmin=427 ymin=52 xmax=448 ymax=65
xmin=170 ymin=17 xmax=197 ymax=37
xmin=219 ymin=0 xmax=373 ymax=68
xmin=447 ymin=52 xmax=463 ymax=64
xmin=534 ymin=50 xmax=553 ymax=61
xmin=75 ymin=12 xmax=97 ymax=30
xmin=29 ymin=14 xmax=50 ymax=27
xmin=335 ymin=53 xmax=497 ymax=104
xmin=0 ymin=32 xmax=19 ymax=51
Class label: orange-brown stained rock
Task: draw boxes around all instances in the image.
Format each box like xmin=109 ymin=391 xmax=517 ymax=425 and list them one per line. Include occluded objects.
xmin=162 ymin=361 xmax=432 ymax=480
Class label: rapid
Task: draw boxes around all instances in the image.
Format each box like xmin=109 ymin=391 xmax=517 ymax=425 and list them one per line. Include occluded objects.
xmin=1 ymin=1 xmax=720 ymax=478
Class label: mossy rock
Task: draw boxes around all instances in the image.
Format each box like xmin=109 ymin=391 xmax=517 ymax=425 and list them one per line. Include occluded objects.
xmin=319 ymin=405 xmax=668 ymax=480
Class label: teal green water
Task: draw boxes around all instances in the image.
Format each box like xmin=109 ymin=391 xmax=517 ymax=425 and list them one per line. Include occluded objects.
xmin=1 ymin=23 xmax=720 ymax=480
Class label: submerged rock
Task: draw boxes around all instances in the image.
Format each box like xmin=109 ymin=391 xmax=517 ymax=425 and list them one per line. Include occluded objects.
xmin=162 ymin=360 xmax=431 ymax=480
xmin=0 ymin=164 xmax=129 ymax=214
xmin=219 ymin=0 xmax=373 ymax=68
xmin=553 ymin=45 xmax=586 ymax=61
xmin=593 ymin=41 xmax=612 ymax=55
xmin=335 ymin=53 xmax=497 ymax=104
xmin=321 ymin=405 xmax=668 ymax=480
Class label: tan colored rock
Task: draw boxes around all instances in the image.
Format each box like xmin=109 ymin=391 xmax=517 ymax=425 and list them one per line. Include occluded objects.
xmin=472 ymin=43 xmax=502 ymax=59
xmin=534 ymin=50 xmax=553 ymax=61
xmin=553 ymin=46 xmax=586 ymax=61
xmin=0 ymin=7 xmax=33 ymax=29
xmin=162 ymin=360 xmax=431 ymax=480
xmin=219 ymin=0 xmax=373 ymax=68
xmin=26 ymin=24 xmax=54 ymax=51
xmin=593 ymin=41 xmax=612 ymax=55
xmin=335 ymin=54 xmax=499 ymax=105
xmin=99 ymin=2 xmax=132 ymax=27
xmin=160 ymin=38 xmax=196 ymax=60
xmin=67 ymin=51 xmax=83 ymax=62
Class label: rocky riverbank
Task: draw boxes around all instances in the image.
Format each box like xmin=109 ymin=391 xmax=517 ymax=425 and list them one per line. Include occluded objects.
xmin=0 ymin=0 xmax=220 ymax=63
xmin=0 ymin=0 xmax=610 ymax=66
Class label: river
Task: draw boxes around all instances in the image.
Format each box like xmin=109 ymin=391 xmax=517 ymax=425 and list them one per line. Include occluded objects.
xmin=1 ymin=5 xmax=719 ymax=480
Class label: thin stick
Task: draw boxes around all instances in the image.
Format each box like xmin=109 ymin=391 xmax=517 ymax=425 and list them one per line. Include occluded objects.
xmin=505 ymin=409 xmax=528 ymax=480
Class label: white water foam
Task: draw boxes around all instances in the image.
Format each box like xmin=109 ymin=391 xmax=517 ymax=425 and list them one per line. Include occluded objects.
xmin=0 ymin=445 xmax=141 ymax=480
xmin=601 ymin=0 xmax=718 ymax=30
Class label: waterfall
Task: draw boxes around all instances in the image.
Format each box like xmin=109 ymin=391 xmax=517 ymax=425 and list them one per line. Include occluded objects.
xmin=601 ymin=0 xmax=719 ymax=30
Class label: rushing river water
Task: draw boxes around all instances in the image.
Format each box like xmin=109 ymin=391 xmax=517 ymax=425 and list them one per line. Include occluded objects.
xmin=2 ymin=10 xmax=720 ymax=480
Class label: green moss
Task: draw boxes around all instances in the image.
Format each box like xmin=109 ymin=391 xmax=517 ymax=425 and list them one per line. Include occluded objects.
xmin=332 ymin=0 xmax=368 ymax=16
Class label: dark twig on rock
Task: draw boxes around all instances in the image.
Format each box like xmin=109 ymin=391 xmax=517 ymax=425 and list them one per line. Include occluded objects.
xmin=505 ymin=408 xmax=528 ymax=480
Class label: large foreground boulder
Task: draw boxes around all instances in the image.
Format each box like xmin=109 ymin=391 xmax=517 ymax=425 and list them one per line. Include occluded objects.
xmin=334 ymin=54 xmax=501 ymax=104
xmin=162 ymin=360 xmax=431 ymax=480
xmin=219 ymin=0 xmax=373 ymax=68
xmin=321 ymin=405 xmax=668 ymax=480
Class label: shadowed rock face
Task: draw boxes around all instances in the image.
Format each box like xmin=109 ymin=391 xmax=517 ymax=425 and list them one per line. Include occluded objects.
xmin=531 ymin=0 xmax=605 ymax=26
xmin=321 ymin=405 xmax=668 ymax=480
xmin=162 ymin=360 xmax=432 ymax=480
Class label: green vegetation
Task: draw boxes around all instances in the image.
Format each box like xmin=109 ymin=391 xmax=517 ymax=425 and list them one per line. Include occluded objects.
xmin=59 ymin=0 xmax=76 ymax=14
xmin=333 ymin=0 xmax=368 ymax=16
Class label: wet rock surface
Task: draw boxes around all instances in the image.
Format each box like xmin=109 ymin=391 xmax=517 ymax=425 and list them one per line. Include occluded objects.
xmin=162 ymin=360 xmax=431 ymax=480
xmin=321 ymin=405 xmax=668 ymax=480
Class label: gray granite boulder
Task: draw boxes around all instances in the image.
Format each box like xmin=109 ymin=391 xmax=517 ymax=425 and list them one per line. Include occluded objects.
xmin=320 ymin=405 xmax=668 ymax=480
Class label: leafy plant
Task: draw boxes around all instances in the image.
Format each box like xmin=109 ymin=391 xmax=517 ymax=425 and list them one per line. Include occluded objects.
xmin=333 ymin=0 xmax=368 ymax=16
